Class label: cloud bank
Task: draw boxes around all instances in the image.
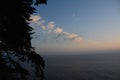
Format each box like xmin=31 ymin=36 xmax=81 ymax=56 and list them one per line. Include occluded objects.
xmin=30 ymin=15 xmax=83 ymax=43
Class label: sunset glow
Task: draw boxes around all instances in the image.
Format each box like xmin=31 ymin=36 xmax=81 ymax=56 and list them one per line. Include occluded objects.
xmin=31 ymin=0 xmax=120 ymax=54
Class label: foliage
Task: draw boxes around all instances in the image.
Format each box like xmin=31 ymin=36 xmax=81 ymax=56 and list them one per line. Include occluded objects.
xmin=0 ymin=0 xmax=47 ymax=80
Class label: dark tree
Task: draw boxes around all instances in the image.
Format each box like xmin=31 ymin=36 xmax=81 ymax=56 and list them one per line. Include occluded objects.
xmin=0 ymin=0 xmax=47 ymax=80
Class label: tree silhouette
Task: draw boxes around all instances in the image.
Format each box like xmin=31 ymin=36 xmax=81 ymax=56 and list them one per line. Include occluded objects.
xmin=0 ymin=0 xmax=47 ymax=80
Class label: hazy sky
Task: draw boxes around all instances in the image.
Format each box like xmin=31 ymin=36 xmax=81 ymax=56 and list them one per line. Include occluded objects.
xmin=30 ymin=0 xmax=120 ymax=54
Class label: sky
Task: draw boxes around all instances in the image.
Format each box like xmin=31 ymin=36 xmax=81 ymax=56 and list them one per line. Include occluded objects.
xmin=30 ymin=0 xmax=120 ymax=54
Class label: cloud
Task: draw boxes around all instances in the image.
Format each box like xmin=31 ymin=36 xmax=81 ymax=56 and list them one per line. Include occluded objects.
xmin=36 ymin=20 xmax=45 ymax=26
xmin=54 ymin=27 xmax=63 ymax=33
xmin=53 ymin=32 xmax=83 ymax=43
xmin=30 ymin=15 xmax=83 ymax=43
xmin=30 ymin=15 xmax=41 ymax=22
xmin=63 ymin=32 xmax=69 ymax=35
xmin=68 ymin=34 xmax=78 ymax=39
xmin=69 ymin=34 xmax=82 ymax=41
xmin=47 ymin=22 xmax=55 ymax=29
xmin=46 ymin=22 xmax=55 ymax=33
xmin=63 ymin=32 xmax=83 ymax=42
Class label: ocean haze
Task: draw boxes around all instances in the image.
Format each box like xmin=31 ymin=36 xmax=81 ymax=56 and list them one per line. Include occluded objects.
xmin=39 ymin=49 xmax=120 ymax=55
xmin=43 ymin=52 xmax=120 ymax=80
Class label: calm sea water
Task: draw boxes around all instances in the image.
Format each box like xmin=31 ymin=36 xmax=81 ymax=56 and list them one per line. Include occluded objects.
xmin=43 ymin=53 xmax=120 ymax=80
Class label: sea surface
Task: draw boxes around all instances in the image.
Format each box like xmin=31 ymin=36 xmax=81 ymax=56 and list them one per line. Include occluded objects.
xmin=43 ymin=53 xmax=120 ymax=80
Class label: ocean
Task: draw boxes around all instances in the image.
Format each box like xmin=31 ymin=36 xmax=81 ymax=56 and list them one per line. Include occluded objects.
xmin=43 ymin=53 xmax=120 ymax=80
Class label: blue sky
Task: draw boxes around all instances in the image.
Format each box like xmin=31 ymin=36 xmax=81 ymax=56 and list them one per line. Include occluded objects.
xmin=30 ymin=0 xmax=120 ymax=54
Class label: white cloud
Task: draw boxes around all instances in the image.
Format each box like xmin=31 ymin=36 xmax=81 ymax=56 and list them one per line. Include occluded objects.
xmin=66 ymin=33 xmax=83 ymax=42
xmin=63 ymin=32 xmax=69 ymax=35
xmin=69 ymin=34 xmax=82 ymax=40
xmin=36 ymin=20 xmax=45 ymax=26
xmin=30 ymin=15 xmax=83 ymax=43
xmin=62 ymin=32 xmax=82 ymax=42
xmin=47 ymin=22 xmax=55 ymax=30
xmin=54 ymin=27 xmax=63 ymax=33
xmin=30 ymin=15 xmax=41 ymax=22
xmin=68 ymin=34 xmax=78 ymax=39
